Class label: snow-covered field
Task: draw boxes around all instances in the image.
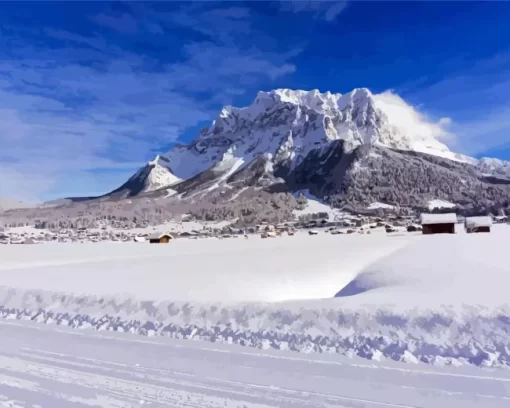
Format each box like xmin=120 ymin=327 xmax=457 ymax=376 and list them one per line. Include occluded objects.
xmin=1 ymin=319 xmax=510 ymax=408
xmin=0 ymin=232 xmax=409 ymax=302
xmin=1 ymin=225 xmax=510 ymax=383
xmin=4 ymin=218 xmax=234 ymax=238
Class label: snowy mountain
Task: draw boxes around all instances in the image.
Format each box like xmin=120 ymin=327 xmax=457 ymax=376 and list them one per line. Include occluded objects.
xmin=135 ymin=88 xmax=461 ymax=187
xmin=103 ymin=88 xmax=510 ymax=211
xmin=105 ymin=155 xmax=181 ymax=199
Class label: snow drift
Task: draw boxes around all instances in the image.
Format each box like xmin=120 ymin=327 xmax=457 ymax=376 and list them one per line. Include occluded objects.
xmin=1 ymin=227 xmax=510 ymax=368
xmin=335 ymin=226 xmax=510 ymax=309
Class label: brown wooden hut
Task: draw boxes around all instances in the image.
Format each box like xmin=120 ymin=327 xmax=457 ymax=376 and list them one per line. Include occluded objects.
xmin=149 ymin=233 xmax=174 ymax=243
xmin=420 ymin=213 xmax=457 ymax=235
xmin=465 ymin=216 xmax=492 ymax=233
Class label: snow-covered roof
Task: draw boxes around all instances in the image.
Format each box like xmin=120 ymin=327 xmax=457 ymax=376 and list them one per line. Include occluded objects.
xmin=465 ymin=216 xmax=492 ymax=228
xmin=149 ymin=233 xmax=174 ymax=239
xmin=420 ymin=213 xmax=457 ymax=225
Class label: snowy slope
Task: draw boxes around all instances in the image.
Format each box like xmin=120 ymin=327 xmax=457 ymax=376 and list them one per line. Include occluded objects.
xmin=3 ymin=320 xmax=510 ymax=408
xmin=335 ymin=224 xmax=510 ymax=309
xmin=104 ymin=155 xmax=182 ymax=197
xmin=477 ymin=156 xmax=510 ymax=178
xmin=144 ymin=155 xmax=182 ymax=191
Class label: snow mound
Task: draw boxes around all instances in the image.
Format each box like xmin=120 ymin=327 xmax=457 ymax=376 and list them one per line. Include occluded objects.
xmin=335 ymin=225 xmax=510 ymax=309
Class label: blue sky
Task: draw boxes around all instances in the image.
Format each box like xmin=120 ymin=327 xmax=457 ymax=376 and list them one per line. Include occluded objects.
xmin=1 ymin=1 xmax=510 ymax=201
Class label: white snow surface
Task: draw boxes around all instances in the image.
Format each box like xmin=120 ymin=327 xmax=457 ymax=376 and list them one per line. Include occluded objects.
xmin=0 ymin=232 xmax=409 ymax=303
xmin=420 ymin=212 xmax=458 ymax=225
xmin=367 ymin=202 xmax=396 ymax=210
xmin=2 ymin=320 xmax=510 ymax=408
xmin=335 ymin=225 xmax=510 ymax=308
xmin=1 ymin=226 xmax=510 ymax=369
xmin=465 ymin=215 xmax=492 ymax=228
xmin=428 ymin=199 xmax=457 ymax=210
xmin=293 ymin=189 xmax=346 ymax=219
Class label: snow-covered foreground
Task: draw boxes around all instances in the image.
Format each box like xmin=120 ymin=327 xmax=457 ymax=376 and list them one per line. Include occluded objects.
xmin=335 ymin=226 xmax=510 ymax=308
xmin=1 ymin=227 xmax=510 ymax=369
xmin=1 ymin=320 xmax=510 ymax=408
xmin=0 ymin=232 xmax=410 ymax=302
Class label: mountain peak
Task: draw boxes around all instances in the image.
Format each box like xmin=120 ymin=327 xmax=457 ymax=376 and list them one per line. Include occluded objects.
xmin=106 ymin=87 xmax=509 ymax=202
xmin=252 ymin=88 xmax=344 ymax=115
xmin=157 ymin=86 xmax=465 ymax=181
xmin=148 ymin=154 xmax=169 ymax=166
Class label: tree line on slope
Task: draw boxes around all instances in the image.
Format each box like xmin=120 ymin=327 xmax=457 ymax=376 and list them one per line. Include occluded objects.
xmin=329 ymin=148 xmax=510 ymax=216
xmin=0 ymin=191 xmax=307 ymax=230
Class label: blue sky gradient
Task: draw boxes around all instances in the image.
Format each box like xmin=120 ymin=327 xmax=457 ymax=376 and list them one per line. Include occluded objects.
xmin=1 ymin=1 xmax=510 ymax=201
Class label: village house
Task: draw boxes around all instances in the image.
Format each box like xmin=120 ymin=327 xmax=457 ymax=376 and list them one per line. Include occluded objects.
xmin=464 ymin=216 xmax=492 ymax=233
xmin=494 ymin=215 xmax=508 ymax=224
xmin=149 ymin=233 xmax=174 ymax=243
xmin=420 ymin=213 xmax=457 ymax=234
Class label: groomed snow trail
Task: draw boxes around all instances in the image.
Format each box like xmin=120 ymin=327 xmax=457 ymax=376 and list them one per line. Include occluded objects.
xmin=0 ymin=320 xmax=509 ymax=408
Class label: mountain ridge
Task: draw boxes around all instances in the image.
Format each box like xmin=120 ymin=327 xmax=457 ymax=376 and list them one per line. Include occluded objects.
xmin=27 ymin=87 xmax=505 ymax=219
xmin=103 ymin=87 xmax=509 ymax=204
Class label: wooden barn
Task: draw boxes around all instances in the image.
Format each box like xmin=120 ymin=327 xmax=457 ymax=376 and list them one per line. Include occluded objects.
xmin=149 ymin=233 xmax=174 ymax=243
xmin=465 ymin=216 xmax=492 ymax=233
xmin=420 ymin=213 xmax=457 ymax=235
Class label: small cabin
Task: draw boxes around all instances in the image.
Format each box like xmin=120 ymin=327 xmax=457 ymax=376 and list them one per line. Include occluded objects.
xmin=465 ymin=216 xmax=492 ymax=233
xmin=149 ymin=233 xmax=174 ymax=244
xmin=420 ymin=213 xmax=457 ymax=235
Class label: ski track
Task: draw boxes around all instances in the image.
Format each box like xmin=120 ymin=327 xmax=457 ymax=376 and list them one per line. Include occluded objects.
xmin=0 ymin=320 xmax=509 ymax=408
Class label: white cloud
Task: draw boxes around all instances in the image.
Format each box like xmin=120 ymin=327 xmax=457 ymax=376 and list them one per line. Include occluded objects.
xmin=324 ymin=1 xmax=349 ymax=21
xmin=373 ymin=90 xmax=454 ymax=146
xmin=448 ymin=108 xmax=510 ymax=156
xmin=0 ymin=6 xmax=298 ymax=201
xmin=401 ymin=51 xmax=510 ymax=157
xmin=378 ymin=84 xmax=510 ymax=159
xmin=281 ymin=1 xmax=349 ymax=21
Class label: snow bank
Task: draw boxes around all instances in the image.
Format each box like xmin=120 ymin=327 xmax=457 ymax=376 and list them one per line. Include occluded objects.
xmin=1 ymin=227 xmax=510 ymax=368
xmin=2 ymin=282 xmax=510 ymax=368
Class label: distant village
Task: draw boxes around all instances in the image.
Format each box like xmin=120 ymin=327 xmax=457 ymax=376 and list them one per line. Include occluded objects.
xmin=1 ymin=211 xmax=508 ymax=245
